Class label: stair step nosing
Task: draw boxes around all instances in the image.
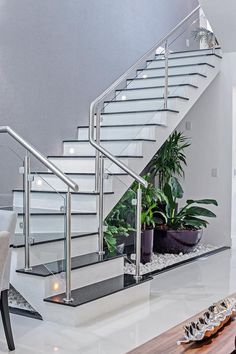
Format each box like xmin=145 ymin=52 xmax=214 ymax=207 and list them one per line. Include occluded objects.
xmin=13 ymin=232 xmax=98 ymax=248
xmin=48 ymin=155 xmax=143 ymax=159
xmin=104 ymin=96 xmax=189 ymax=104
xmin=16 ymin=253 xmax=123 ymax=277
xmin=101 ymin=109 xmax=179 ymax=115
xmin=150 ymin=53 xmax=222 ymax=61
xmin=16 ymin=211 xmax=97 ymax=216
xmin=139 ymin=62 xmax=215 ymax=70
xmin=77 ymin=123 xmax=165 ymax=129
xmin=13 ymin=189 xmax=114 ymax=195
xmin=127 ymin=73 xmax=207 ymax=81
xmin=115 ymin=84 xmax=198 ymax=93
xmin=63 ymin=138 xmax=156 ymax=143
xmin=155 ymin=47 xmax=221 ymax=56
xmin=30 ymin=172 xmax=128 ymax=176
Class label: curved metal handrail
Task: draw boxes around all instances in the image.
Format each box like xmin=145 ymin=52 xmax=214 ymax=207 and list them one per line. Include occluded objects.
xmin=0 ymin=126 xmax=79 ymax=192
xmin=89 ymin=5 xmax=201 ymax=188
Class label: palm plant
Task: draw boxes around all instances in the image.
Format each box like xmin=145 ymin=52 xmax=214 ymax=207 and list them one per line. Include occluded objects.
xmin=192 ymin=27 xmax=218 ymax=48
xmin=147 ymin=131 xmax=190 ymax=189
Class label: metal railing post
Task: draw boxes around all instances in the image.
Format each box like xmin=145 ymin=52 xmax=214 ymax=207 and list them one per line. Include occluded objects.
xmin=134 ymin=184 xmax=142 ymax=280
xmin=212 ymin=43 xmax=216 ymax=54
xmin=95 ymin=110 xmax=101 ymax=192
xmin=98 ymin=154 xmax=105 ymax=255
xmin=23 ymin=154 xmax=32 ymax=271
xmin=164 ymin=40 xmax=169 ymax=109
xmin=63 ymin=188 xmax=73 ymax=303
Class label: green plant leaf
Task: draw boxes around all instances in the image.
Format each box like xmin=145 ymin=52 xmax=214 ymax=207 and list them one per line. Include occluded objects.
xmin=170 ymin=176 xmax=184 ymax=199
xmin=184 ymin=217 xmax=209 ymax=228
xmin=185 ymin=206 xmax=216 ymax=218
xmin=186 ymin=199 xmax=218 ymax=206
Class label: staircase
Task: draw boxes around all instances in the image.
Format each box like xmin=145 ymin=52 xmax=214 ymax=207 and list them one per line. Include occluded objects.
xmin=8 ymin=8 xmax=222 ymax=326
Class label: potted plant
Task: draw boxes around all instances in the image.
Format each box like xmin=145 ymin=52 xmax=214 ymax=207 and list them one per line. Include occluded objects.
xmin=147 ymin=131 xmax=190 ymax=189
xmin=104 ymin=188 xmax=136 ymax=254
xmin=192 ymin=27 xmax=218 ymax=48
xmin=132 ymin=174 xmax=159 ymax=263
xmin=154 ymin=177 xmax=218 ymax=254
xmin=104 ymin=223 xmax=132 ymax=254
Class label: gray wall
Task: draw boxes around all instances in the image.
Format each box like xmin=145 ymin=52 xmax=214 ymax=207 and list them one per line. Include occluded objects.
xmin=0 ymin=0 xmax=198 ymax=202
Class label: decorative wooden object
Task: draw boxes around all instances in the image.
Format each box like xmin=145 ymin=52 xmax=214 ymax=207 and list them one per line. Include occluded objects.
xmin=128 ymin=296 xmax=236 ymax=354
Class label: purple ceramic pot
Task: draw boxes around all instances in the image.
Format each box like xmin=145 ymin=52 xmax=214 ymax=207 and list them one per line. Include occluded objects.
xmin=153 ymin=229 xmax=203 ymax=254
xmin=141 ymin=229 xmax=154 ymax=264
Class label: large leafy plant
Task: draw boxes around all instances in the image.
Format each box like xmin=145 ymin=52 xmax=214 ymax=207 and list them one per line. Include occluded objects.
xmin=147 ymin=131 xmax=190 ymax=189
xmin=156 ymin=177 xmax=218 ymax=230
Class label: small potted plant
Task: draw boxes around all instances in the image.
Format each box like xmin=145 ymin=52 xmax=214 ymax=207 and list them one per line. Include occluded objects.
xmin=104 ymin=188 xmax=136 ymax=254
xmin=104 ymin=223 xmax=132 ymax=254
xmin=132 ymin=174 xmax=159 ymax=263
xmin=154 ymin=177 xmax=218 ymax=254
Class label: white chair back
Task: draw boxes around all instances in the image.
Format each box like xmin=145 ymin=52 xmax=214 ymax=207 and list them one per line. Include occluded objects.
xmin=0 ymin=211 xmax=17 ymax=290
xmin=0 ymin=232 xmax=11 ymax=292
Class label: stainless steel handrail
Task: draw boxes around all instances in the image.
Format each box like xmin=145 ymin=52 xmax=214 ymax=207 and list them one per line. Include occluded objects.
xmin=0 ymin=126 xmax=78 ymax=192
xmin=0 ymin=125 xmax=77 ymax=302
xmin=89 ymin=4 xmax=200 ymax=186
xmin=89 ymin=3 xmax=200 ymax=149
xmin=89 ymin=5 xmax=201 ymax=277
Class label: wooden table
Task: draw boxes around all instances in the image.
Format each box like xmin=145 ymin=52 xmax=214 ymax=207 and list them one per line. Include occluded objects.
xmin=128 ymin=298 xmax=236 ymax=354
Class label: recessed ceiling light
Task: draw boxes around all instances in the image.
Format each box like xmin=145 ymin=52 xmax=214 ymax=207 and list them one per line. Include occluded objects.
xmin=121 ymin=95 xmax=127 ymax=101
xmin=142 ymin=74 xmax=148 ymax=79
xmin=69 ymin=147 xmax=75 ymax=154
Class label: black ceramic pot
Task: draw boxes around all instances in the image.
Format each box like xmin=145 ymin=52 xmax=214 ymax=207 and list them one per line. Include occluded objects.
xmin=153 ymin=229 xmax=203 ymax=254
xmin=141 ymin=229 xmax=154 ymax=264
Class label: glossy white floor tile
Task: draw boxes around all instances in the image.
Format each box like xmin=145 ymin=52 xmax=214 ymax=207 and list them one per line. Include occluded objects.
xmin=1 ymin=248 xmax=236 ymax=354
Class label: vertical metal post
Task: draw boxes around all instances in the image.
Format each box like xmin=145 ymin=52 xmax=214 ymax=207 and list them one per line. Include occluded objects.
xmin=98 ymin=154 xmax=105 ymax=255
xmin=212 ymin=43 xmax=216 ymax=55
xmin=164 ymin=40 xmax=169 ymax=110
xmin=134 ymin=184 xmax=142 ymax=280
xmin=95 ymin=110 xmax=101 ymax=192
xmin=63 ymin=188 xmax=73 ymax=303
xmin=94 ymin=107 xmax=105 ymax=255
xmin=23 ymin=154 xmax=31 ymax=271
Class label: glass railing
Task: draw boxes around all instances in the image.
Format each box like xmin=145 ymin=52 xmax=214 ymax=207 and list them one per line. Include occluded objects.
xmin=0 ymin=126 xmax=78 ymax=303
xmin=91 ymin=6 xmax=220 ymax=275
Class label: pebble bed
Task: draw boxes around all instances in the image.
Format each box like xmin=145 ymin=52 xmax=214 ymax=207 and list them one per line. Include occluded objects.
xmin=124 ymin=244 xmax=220 ymax=275
xmin=9 ymin=285 xmax=36 ymax=313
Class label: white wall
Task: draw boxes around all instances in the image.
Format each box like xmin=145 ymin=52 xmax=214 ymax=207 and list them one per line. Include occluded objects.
xmin=231 ymin=87 xmax=236 ymax=241
xmin=177 ymin=53 xmax=236 ymax=247
xmin=200 ymin=0 xmax=236 ymax=52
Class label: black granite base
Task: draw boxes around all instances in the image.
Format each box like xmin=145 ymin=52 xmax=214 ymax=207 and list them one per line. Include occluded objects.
xmin=44 ymin=274 xmax=152 ymax=307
